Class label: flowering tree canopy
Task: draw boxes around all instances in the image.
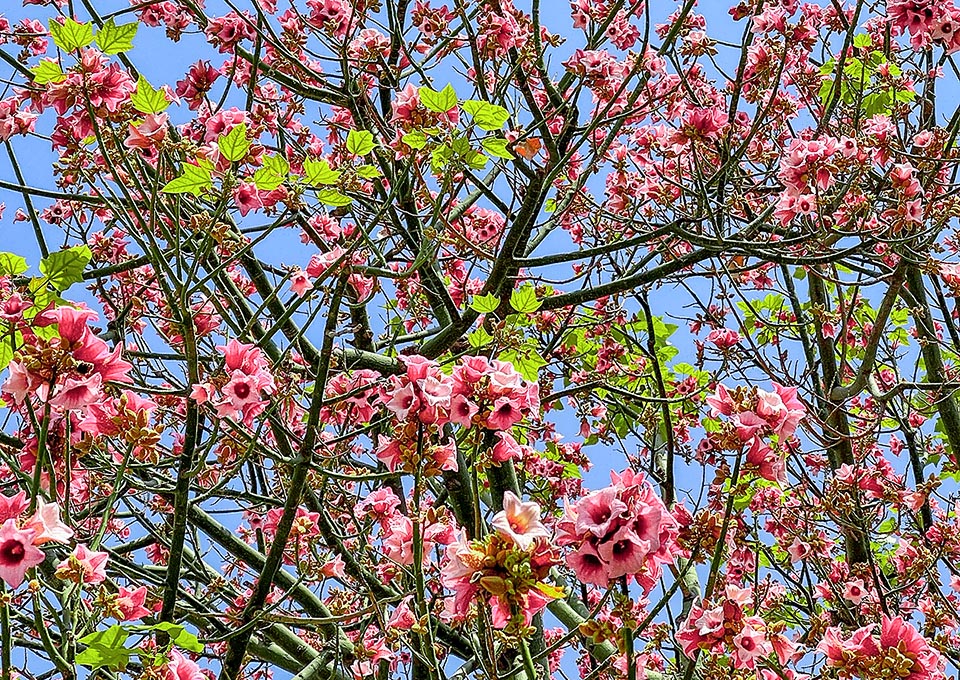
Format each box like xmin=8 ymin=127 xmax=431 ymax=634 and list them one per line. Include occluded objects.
xmin=0 ymin=0 xmax=959 ymax=679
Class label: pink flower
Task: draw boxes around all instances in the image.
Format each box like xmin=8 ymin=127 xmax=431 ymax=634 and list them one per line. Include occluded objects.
xmin=50 ymin=373 xmax=103 ymax=409
xmin=0 ymin=519 xmax=44 ymax=588
xmin=56 ymin=543 xmax=109 ymax=585
xmin=843 ymin=578 xmax=867 ymax=605
xmin=115 ymin=585 xmax=151 ymax=621
xmin=557 ymin=471 xmax=677 ymax=589
xmin=0 ymin=491 xmax=28 ymax=523
xmin=491 ymin=491 xmax=550 ymax=550
xmin=677 ymin=604 xmax=726 ymax=656
xmin=705 ymin=328 xmax=741 ymax=348
xmin=732 ymin=618 xmax=773 ymax=670
xmin=166 ymin=649 xmax=205 ymax=680
xmin=290 ymin=269 xmax=313 ymax=296
xmin=486 ymin=396 xmax=524 ymax=430
xmin=233 ymin=181 xmax=262 ymax=216
xmin=22 ymin=500 xmax=73 ymax=545
xmin=491 ymin=431 xmax=523 ymax=463
xmin=384 ymin=383 xmax=419 ymax=420
xmin=566 ymin=541 xmax=609 ymax=586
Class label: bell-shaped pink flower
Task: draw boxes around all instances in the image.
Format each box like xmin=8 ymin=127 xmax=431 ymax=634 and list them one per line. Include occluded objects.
xmin=0 ymin=519 xmax=44 ymax=588
xmin=491 ymin=491 xmax=550 ymax=550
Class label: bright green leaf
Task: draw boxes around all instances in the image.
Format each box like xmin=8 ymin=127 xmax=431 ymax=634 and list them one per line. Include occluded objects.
xmin=153 ymin=622 xmax=204 ymax=653
xmin=355 ymin=164 xmax=381 ymax=179
xmin=346 ymin=130 xmax=375 ymax=156
xmin=471 ymin=293 xmax=500 ymax=314
xmin=76 ymin=625 xmax=132 ymax=670
xmin=468 ymin=327 xmax=493 ymax=348
xmin=0 ymin=253 xmax=28 ymax=277
xmin=252 ymin=168 xmax=284 ymax=191
xmin=316 ymin=189 xmax=352 ymax=207
xmin=419 ymin=84 xmax=457 ymax=113
xmin=161 ymin=163 xmax=213 ymax=196
xmin=853 ymin=33 xmax=872 ymax=48
xmin=49 ymin=18 xmax=94 ymax=53
xmin=39 ymin=245 xmax=91 ymax=291
xmin=31 ymin=60 xmax=65 ymax=85
xmin=402 ymin=131 xmax=427 ymax=150
xmin=464 ymin=150 xmax=488 ymax=170
xmin=481 ymin=137 xmax=514 ymax=159
xmin=131 ymin=76 xmax=169 ymax=114
xmin=462 ymin=100 xmax=510 ymax=130
xmin=510 ymin=285 xmax=541 ymax=314
xmin=303 ymin=159 xmax=340 ymax=186
xmin=218 ymin=123 xmax=250 ymax=162
xmin=94 ymin=18 xmax=138 ymax=54
xmin=500 ymin=347 xmax=546 ymax=382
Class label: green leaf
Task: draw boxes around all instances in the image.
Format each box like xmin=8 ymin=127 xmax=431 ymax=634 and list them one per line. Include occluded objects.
xmin=462 ymin=100 xmax=510 ymax=130
xmin=31 ymin=60 xmax=65 ymax=85
xmin=0 ymin=253 xmax=28 ymax=277
xmin=251 ymin=169 xmax=283 ymax=191
xmin=431 ymin=145 xmax=452 ymax=172
xmin=471 ymin=293 xmax=500 ymax=314
xmin=75 ymin=646 xmax=132 ymax=671
xmin=464 ymin=150 xmax=488 ymax=170
xmin=39 ymin=245 xmax=91 ymax=291
xmin=218 ymin=123 xmax=250 ymax=162
xmin=303 ymin=159 xmax=340 ymax=186
xmin=510 ymin=285 xmax=541 ymax=314
xmin=76 ymin=625 xmax=131 ymax=671
xmin=853 ymin=33 xmax=872 ymax=48
xmin=355 ymin=164 xmax=381 ymax=179
xmin=49 ymin=18 xmax=94 ymax=53
xmin=544 ymin=198 xmax=556 ymax=213
xmin=500 ymin=347 xmax=546 ymax=382
xmin=94 ymin=18 xmax=138 ymax=54
xmin=130 ymin=76 xmax=169 ymax=114
xmin=153 ymin=622 xmax=204 ymax=653
xmin=346 ymin=130 xmax=375 ymax=156
xmin=316 ymin=189 xmax=352 ymax=207
xmin=468 ymin=327 xmax=493 ymax=348
xmin=481 ymin=137 xmax=514 ymax=159
xmin=161 ymin=162 xmax=213 ymax=196
xmin=419 ymin=84 xmax=457 ymax=113
xmin=402 ymin=131 xmax=427 ymax=150
xmin=252 ymin=154 xmax=289 ymax=191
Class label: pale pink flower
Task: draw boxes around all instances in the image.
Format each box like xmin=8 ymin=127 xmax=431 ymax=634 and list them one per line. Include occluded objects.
xmin=491 ymin=491 xmax=550 ymax=550
xmin=56 ymin=543 xmax=109 ymax=585
xmin=22 ymin=501 xmax=73 ymax=544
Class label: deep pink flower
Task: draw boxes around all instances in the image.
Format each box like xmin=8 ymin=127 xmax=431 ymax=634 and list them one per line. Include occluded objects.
xmin=0 ymin=519 xmax=44 ymax=588
xmin=0 ymin=492 xmax=28 ymax=524
xmin=166 ymin=649 xmax=205 ymax=680
xmin=115 ymin=585 xmax=151 ymax=621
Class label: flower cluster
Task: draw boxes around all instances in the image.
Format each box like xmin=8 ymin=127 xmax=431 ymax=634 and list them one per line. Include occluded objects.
xmin=556 ymin=469 xmax=678 ymax=589
xmin=0 ymin=492 xmax=72 ymax=588
xmin=702 ymin=383 xmax=806 ymax=484
xmin=377 ymin=355 xmax=539 ymax=473
xmin=441 ymin=492 xmax=561 ymax=632
xmin=677 ymin=585 xmax=796 ymax=671
xmin=191 ymin=339 xmax=276 ymax=425
xmin=889 ymin=0 xmax=960 ymax=52
xmin=3 ymin=305 xmax=133 ymax=410
xmin=819 ymin=615 xmax=945 ymax=680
